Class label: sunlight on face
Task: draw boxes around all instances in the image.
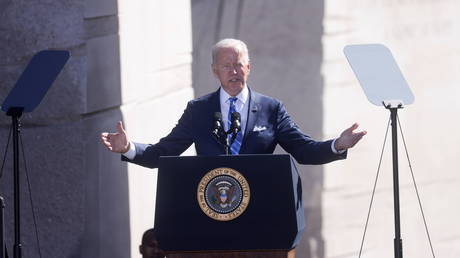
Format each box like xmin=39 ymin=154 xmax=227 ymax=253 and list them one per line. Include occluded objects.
xmin=212 ymin=48 xmax=250 ymax=96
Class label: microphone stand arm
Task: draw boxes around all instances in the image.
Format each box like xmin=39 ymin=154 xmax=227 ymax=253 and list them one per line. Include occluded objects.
xmin=212 ymin=129 xmax=230 ymax=155
xmin=212 ymin=116 xmax=241 ymax=155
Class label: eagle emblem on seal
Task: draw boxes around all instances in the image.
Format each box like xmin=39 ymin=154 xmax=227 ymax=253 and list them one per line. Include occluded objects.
xmin=211 ymin=180 xmax=238 ymax=208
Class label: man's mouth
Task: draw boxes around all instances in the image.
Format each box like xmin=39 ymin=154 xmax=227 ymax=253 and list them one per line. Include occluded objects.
xmin=229 ymin=78 xmax=241 ymax=83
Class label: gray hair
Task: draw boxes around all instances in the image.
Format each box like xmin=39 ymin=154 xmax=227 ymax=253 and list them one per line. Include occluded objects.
xmin=211 ymin=38 xmax=250 ymax=64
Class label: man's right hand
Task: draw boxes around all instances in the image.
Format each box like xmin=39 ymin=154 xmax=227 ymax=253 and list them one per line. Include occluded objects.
xmin=100 ymin=121 xmax=130 ymax=153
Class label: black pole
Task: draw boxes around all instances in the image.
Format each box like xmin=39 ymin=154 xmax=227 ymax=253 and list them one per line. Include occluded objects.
xmin=226 ymin=133 xmax=235 ymax=155
xmin=7 ymin=108 xmax=23 ymax=258
xmin=390 ymin=107 xmax=403 ymax=258
xmin=0 ymin=196 xmax=4 ymax=258
xmin=225 ymin=137 xmax=230 ymax=155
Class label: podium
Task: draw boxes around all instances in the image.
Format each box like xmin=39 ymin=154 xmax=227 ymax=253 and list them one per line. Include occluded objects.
xmin=154 ymin=154 xmax=304 ymax=257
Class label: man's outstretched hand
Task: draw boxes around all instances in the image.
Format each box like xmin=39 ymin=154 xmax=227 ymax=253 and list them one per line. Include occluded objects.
xmin=100 ymin=121 xmax=130 ymax=153
xmin=335 ymin=123 xmax=367 ymax=151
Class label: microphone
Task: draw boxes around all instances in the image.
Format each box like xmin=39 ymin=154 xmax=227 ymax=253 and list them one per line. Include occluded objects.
xmin=213 ymin=112 xmax=229 ymax=153
xmin=230 ymin=112 xmax=241 ymax=134
xmin=212 ymin=112 xmax=224 ymax=137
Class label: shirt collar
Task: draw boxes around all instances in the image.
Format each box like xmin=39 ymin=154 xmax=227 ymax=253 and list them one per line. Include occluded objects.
xmin=220 ymin=85 xmax=249 ymax=105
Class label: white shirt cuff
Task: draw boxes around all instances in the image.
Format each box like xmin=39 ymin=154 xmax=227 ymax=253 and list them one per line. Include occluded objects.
xmin=331 ymin=138 xmax=346 ymax=154
xmin=122 ymin=141 xmax=136 ymax=160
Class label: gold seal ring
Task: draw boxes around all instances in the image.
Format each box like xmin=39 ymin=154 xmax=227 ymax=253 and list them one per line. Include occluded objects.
xmin=197 ymin=167 xmax=250 ymax=221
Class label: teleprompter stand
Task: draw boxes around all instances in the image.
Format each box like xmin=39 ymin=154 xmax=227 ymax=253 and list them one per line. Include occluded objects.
xmin=386 ymin=101 xmax=404 ymax=258
xmin=1 ymin=50 xmax=70 ymax=258
xmin=344 ymin=44 xmax=415 ymax=258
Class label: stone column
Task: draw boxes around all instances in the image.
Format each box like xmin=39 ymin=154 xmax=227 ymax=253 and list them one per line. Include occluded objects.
xmin=323 ymin=0 xmax=460 ymax=257
xmin=0 ymin=0 xmax=194 ymax=257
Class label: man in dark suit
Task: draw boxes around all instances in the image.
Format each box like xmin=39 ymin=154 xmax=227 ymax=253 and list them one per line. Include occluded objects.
xmin=101 ymin=38 xmax=366 ymax=167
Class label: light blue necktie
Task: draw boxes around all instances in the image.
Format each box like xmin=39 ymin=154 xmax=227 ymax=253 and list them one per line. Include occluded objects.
xmin=228 ymin=97 xmax=242 ymax=154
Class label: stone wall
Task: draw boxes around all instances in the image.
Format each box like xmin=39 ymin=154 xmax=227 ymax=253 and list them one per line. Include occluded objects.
xmin=115 ymin=1 xmax=194 ymax=257
xmin=0 ymin=0 xmax=193 ymax=257
xmin=0 ymin=1 xmax=87 ymax=257
xmin=323 ymin=0 xmax=460 ymax=257
xmin=2 ymin=0 xmax=459 ymax=257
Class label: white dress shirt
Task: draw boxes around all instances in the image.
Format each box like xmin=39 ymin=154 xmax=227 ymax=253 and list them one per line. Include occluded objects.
xmin=219 ymin=86 xmax=249 ymax=135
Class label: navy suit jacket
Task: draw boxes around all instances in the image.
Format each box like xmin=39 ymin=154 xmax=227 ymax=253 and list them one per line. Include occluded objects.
xmin=124 ymin=88 xmax=346 ymax=168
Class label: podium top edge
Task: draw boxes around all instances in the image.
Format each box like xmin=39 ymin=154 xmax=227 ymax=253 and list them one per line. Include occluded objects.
xmin=159 ymin=154 xmax=291 ymax=159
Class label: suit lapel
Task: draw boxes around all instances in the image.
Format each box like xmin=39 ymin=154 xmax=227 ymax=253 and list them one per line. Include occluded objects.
xmin=241 ymin=89 xmax=259 ymax=153
xmin=208 ymin=88 xmax=222 ymax=138
xmin=209 ymin=88 xmax=221 ymax=114
xmin=207 ymin=88 xmax=226 ymax=154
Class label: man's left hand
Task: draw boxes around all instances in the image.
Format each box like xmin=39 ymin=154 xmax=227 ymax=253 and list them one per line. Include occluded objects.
xmin=335 ymin=123 xmax=367 ymax=151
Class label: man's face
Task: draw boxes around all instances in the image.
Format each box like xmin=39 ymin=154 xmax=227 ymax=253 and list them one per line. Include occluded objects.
xmin=212 ymin=47 xmax=250 ymax=96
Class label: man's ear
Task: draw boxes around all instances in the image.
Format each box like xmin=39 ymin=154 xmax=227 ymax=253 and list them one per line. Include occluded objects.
xmin=139 ymin=245 xmax=144 ymax=254
xmin=211 ymin=64 xmax=219 ymax=78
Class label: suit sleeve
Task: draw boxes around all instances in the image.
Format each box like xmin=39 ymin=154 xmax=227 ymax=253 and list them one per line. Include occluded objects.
xmin=121 ymin=101 xmax=195 ymax=169
xmin=275 ymin=102 xmax=346 ymax=165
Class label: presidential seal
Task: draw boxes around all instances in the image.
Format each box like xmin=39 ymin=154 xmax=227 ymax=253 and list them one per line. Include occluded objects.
xmin=197 ymin=167 xmax=250 ymax=221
